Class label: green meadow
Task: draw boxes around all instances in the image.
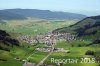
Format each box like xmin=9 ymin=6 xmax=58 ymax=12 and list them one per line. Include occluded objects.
xmin=0 ymin=18 xmax=77 ymax=36
xmin=45 ymin=40 xmax=100 ymax=66
xmin=0 ymin=43 xmax=48 ymax=66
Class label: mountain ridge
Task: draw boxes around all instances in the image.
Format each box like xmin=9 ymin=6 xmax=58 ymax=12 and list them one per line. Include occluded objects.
xmin=0 ymin=9 xmax=86 ymax=20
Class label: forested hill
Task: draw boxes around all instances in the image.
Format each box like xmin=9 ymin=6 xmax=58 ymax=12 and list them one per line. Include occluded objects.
xmin=0 ymin=10 xmax=26 ymax=20
xmin=0 ymin=9 xmax=86 ymax=20
xmin=53 ymin=15 xmax=100 ymax=39
xmin=0 ymin=30 xmax=19 ymax=51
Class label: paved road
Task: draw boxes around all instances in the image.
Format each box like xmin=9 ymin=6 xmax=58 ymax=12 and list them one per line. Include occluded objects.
xmin=36 ymin=51 xmax=53 ymax=66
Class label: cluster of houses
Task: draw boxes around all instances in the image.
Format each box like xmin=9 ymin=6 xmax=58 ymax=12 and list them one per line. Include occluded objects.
xmin=36 ymin=48 xmax=52 ymax=52
xmin=35 ymin=47 xmax=70 ymax=53
xmin=17 ymin=32 xmax=76 ymax=66
xmin=18 ymin=32 xmax=75 ymax=53
xmin=18 ymin=32 xmax=76 ymax=46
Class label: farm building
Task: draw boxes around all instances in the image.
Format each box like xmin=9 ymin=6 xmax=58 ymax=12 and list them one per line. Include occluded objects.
xmin=23 ymin=62 xmax=35 ymax=66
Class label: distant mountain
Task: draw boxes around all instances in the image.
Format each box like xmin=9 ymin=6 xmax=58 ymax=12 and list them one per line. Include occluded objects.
xmin=0 ymin=9 xmax=86 ymax=20
xmin=53 ymin=15 xmax=100 ymax=39
xmin=0 ymin=10 xmax=26 ymax=20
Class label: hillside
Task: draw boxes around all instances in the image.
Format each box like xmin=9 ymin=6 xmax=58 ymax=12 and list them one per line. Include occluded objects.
xmin=0 ymin=30 xmax=19 ymax=51
xmin=53 ymin=15 xmax=100 ymax=39
xmin=0 ymin=9 xmax=86 ymax=20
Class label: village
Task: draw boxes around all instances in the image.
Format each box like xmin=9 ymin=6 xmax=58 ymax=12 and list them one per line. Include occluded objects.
xmin=18 ymin=32 xmax=76 ymax=46
xmin=16 ymin=32 xmax=76 ymax=66
xmin=15 ymin=31 xmax=98 ymax=66
xmin=18 ymin=32 xmax=76 ymax=52
xmin=17 ymin=32 xmax=76 ymax=66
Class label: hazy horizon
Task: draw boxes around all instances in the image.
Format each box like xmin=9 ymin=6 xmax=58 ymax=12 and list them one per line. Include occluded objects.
xmin=0 ymin=0 xmax=100 ymax=16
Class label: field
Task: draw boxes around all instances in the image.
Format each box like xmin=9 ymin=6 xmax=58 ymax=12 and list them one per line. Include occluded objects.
xmin=0 ymin=18 xmax=77 ymax=36
xmin=45 ymin=40 xmax=100 ymax=66
xmin=0 ymin=40 xmax=100 ymax=66
xmin=0 ymin=43 xmax=48 ymax=66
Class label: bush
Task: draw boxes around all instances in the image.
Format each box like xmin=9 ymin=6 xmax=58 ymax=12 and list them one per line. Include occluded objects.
xmin=77 ymin=44 xmax=82 ymax=47
xmin=85 ymin=50 xmax=94 ymax=55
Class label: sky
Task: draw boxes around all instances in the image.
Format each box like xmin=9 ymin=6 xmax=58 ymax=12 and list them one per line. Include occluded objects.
xmin=0 ymin=0 xmax=100 ymax=16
